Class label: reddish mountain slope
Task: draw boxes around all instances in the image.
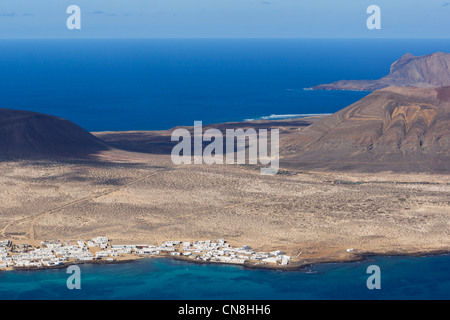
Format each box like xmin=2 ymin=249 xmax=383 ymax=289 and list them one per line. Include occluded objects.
xmin=281 ymin=86 xmax=450 ymax=172
xmin=312 ymin=52 xmax=450 ymax=91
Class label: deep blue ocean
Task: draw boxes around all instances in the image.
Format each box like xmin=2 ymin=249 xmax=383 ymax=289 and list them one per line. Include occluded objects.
xmin=1 ymin=38 xmax=450 ymax=131
xmin=1 ymin=39 xmax=449 ymax=299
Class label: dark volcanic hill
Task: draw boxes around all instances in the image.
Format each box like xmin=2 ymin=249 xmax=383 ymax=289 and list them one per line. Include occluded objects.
xmin=0 ymin=109 xmax=111 ymax=159
xmin=312 ymin=52 xmax=450 ymax=91
xmin=281 ymin=86 xmax=450 ymax=173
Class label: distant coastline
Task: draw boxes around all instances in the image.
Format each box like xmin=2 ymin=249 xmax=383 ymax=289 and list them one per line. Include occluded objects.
xmin=4 ymin=250 xmax=450 ymax=278
xmin=243 ymin=113 xmax=331 ymax=122
xmin=1 ymin=40 xmax=449 ymax=281
xmin=4 ymin=242 xmax=450 ymax=274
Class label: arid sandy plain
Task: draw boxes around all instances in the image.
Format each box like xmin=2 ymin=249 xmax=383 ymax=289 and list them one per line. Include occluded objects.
xmin=1 ymin=118 xmax=449 ymax=268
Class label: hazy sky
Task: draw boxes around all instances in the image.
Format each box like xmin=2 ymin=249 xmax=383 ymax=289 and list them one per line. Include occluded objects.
xmin=0 ymin=0 xmax=449 ymax=38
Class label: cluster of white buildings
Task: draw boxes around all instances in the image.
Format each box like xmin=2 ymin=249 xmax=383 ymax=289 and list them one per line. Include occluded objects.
xmin=178 ymin=240 xmax=291 ymax=265
xmin=87 ymin=237 xmax=109 ymax=249
xmin=0 ymin=237 xmax=110 ymax=269
xmin=0 ymin=240 xmax=13 ymax=269
xmin=126 ymin=238 xmax=291 ymax=266
xmin=0 ymin=236 xmax=291 ymax=270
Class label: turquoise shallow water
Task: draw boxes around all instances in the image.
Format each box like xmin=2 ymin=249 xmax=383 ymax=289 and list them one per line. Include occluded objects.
xmin=1 ymin=255 xmax=449 ymax=300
